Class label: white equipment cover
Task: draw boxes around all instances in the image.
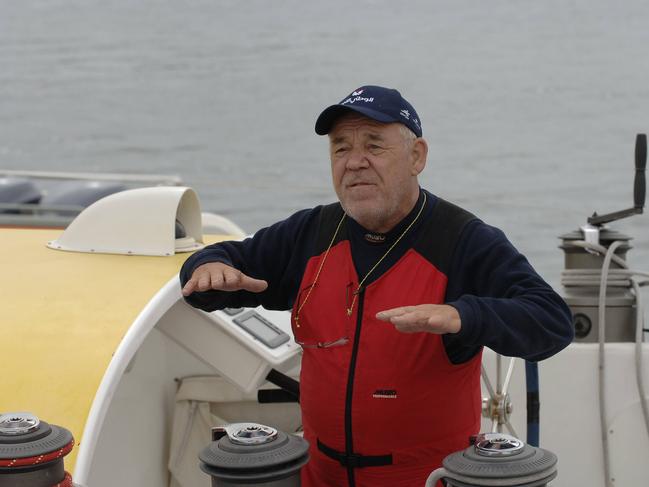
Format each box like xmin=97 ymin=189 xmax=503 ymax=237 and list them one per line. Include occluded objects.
xmin=168 ymin=375 xmax=302 ymax=487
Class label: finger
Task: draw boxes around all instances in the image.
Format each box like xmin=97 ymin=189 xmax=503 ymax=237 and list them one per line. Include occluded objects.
xmin=221 ymin=268 xmax=268 ymax=293
xmin=181 ymin=278 xmax=198 ymax=296
xmin=392 ymin=310 xmax=453 ymax=334
xmin=394 ymin=318 xmax=433 ymax=333
xmin=196 ymin=272 xmax=213 ymax=292
xmin=222 ymin=268 xmax=244 ymax=290
xmin=239 ymin=275 xmax=269 ymax=292
xmin=375 ymin=306 xmax=415 ymax=321
xmin=210 ymin=270 xmax=225 ymax=290
xmin=389 ymin=309 xmax=429 ymax=327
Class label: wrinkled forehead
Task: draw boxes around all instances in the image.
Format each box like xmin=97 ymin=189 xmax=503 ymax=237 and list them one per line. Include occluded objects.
xmin=328 ymin=112 xmax=399 ymax=141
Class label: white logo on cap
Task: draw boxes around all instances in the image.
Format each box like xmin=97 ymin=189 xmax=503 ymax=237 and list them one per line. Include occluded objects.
xmin=400 ymin=109 xmax=410 ymax=120
xmin=342 ymin=95 xmax=375 ymax=105
xmin=351 ymin=90 xmax=363 ymax=96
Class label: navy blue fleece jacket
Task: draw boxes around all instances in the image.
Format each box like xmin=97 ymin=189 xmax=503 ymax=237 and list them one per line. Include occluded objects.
xmin=180 ymin=190 xmax=573 ymax=364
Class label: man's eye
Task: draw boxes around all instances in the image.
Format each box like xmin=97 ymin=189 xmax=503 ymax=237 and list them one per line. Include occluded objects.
xmin=335 ymin=147 xmax=348 ymax=154
xmin=368 ymin=144 xmax=383 ymax=151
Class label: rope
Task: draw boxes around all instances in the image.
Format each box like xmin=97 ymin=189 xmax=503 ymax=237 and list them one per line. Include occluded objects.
xmin=0 ymin=439 xmax=74 ymax=467
xmin=52 ymin=471 xmax=73 ymax=487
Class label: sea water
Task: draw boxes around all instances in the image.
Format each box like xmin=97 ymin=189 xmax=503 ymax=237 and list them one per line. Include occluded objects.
xmin=1 ymin=0 xmax=648 ymax=288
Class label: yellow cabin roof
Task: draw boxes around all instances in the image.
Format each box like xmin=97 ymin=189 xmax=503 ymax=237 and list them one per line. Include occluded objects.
xmin=0 ymin=227 xmax=228 ymax=467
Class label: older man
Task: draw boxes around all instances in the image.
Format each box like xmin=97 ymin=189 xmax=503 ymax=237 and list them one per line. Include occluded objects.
xmin=180 ymin=85 xmax=573 ymax=487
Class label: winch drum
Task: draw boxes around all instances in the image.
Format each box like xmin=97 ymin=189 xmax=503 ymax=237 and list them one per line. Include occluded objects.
xmin=426 ymin=433 xmax=558 ymax=487
xmin=199 ymin=423 xmax=309 ymax=487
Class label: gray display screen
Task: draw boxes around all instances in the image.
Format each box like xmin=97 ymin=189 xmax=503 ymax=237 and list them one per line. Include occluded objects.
xmin=233 ymin=311 xmax=290 ymax=349
xmin=240 ymin=314 xmax=281 ymax=342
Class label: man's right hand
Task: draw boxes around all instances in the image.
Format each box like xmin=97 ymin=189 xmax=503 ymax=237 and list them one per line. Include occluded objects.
xmin=181 ymin=262 xmax=268 ymax=296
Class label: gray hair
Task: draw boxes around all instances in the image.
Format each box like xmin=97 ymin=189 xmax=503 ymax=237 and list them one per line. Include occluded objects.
xmin=398 ymin=124 xmax=417 ymax=148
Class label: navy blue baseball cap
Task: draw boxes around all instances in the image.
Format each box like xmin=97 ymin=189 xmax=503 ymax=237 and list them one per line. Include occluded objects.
xmin=315 ymin=85 xmax=422 ymax=137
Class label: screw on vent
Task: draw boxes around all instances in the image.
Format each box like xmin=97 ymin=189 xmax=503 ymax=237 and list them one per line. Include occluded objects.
xmin=0 ymin=412 xmax=40 ymax=436
xmin=474 ymin=433 xmax=524 ymax=457
xmin=231 ymin=424 xmax=278 ymax=445
xmin=212 ymin=423 xmax=279 ymax=446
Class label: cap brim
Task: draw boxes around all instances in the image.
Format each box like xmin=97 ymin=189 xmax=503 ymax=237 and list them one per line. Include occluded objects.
xmin=315 ymin=105 xmax=399 ymax=135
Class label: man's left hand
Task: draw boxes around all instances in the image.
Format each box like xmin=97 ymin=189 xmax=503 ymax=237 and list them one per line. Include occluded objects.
xmin=375 ymin=304 xmax=461 ymax=334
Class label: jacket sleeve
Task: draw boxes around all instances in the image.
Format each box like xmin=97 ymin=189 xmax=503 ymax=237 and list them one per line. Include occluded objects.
xmin=179 ymin=208 xmax=318 ymax=312
xmin=443 ymin=220 xmax=574 ymax=364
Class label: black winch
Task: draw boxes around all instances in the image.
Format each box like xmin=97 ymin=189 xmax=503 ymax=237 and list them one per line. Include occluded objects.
xmin=199 ymin=422 xmax=309 ymax=486
xmin=0 ymin=412 xmax=75 ymax=487
xmin=425 ymin=433 xmax=557 ymax=487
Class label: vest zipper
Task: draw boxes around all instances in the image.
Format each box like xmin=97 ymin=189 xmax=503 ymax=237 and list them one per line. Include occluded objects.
xmin=344 ymin=287 xmax=365 ymax=487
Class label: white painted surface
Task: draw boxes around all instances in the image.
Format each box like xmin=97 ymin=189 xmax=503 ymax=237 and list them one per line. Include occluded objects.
xmin=482 ymin=344 xmax=649 ymax=487
xmin=47 ymin=186 xmax=203 ymax=256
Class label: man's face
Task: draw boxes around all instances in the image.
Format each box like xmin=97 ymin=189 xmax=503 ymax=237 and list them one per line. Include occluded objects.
xmin=329 ymin=113 xmax=426 ymax=233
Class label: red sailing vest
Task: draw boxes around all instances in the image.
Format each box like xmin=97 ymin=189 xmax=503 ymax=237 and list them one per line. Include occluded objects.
xmin=292 ymin=199 xmax=482 ymax=487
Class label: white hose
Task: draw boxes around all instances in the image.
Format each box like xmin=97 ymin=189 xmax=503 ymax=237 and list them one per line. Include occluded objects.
xmin=424 ymin=467 xmax=557 ymax=486
xmin=561 ymin=239 xmax=649 ymax=487
xmin=424 ymin=468 xmax=448 ymax=487
xmin=597 ymin=240 xmax=622 ymax=487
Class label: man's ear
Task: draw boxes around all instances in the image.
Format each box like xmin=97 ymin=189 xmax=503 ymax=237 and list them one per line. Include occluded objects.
xmin=410 ymin=138 xmax=428 ymax=176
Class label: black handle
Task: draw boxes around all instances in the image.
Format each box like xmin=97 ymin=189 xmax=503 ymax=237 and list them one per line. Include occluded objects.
xmin=635 ymin=133 xmax=646 ymax=209
xmin=265 ymin=368 xmax=300 ymax=402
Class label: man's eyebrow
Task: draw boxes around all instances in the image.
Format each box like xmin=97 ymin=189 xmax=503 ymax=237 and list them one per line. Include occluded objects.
xmin=330 ymin=131 xmax=386 ymax=146
xmin=366 ymin=132 xmax=385 ymax=142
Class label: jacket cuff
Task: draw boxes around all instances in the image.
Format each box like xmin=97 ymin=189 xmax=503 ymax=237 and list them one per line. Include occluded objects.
xmin=447 ymin=298 xmax=478 ymax=345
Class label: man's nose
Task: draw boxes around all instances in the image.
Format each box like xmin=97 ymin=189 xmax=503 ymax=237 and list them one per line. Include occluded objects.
xmin=346 ymin=147 xmax=369 ymax=170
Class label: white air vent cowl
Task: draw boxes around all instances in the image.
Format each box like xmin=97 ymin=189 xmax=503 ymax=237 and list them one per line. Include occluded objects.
xmin=47 ymin=186 xmax=204 ymax=256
